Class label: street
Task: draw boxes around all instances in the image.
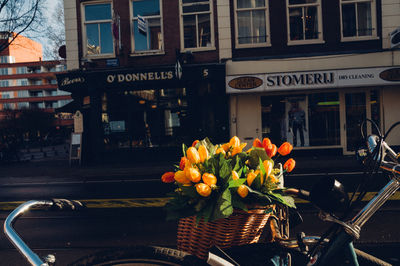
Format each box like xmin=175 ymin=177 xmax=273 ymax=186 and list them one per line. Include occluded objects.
xmin=0 ymin=159 xmax=399 ymax=265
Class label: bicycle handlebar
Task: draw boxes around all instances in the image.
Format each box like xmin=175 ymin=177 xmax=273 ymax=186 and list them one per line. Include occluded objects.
xmin=3 ymin=199 xmax=84 ymax=266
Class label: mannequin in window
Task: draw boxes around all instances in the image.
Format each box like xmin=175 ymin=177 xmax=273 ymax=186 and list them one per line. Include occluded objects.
xmin=288 ymin=101 xmax=306 ymax=146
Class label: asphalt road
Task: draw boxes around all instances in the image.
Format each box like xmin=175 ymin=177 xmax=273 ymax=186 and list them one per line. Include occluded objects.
xmin=0 ymin=162 xmax=399 ymax=265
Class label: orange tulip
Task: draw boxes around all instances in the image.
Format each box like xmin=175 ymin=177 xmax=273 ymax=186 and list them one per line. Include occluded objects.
xmin=262 ymin=160 xmax=273 ymax=183
xmin=278 ymin=142 xmax=293 ymax=156
xmin=215 ymin=147 xmax=226 ymax=155
xmin=237 ymin=185 xmax=249 ymax=198
xmin=253 ymin=138 xmax=263 ymax=148
xmin=161 ymin=172 xmax=175 ymax=183
xmin=231 ymin=143 xmax=247 ymax=156
xmin=284 ymin=158 xmax=296 ymax=173
xmin=202 ymin=173 xmax=217 ymax=187
xmin=229 ymin=136 xmax=241 ymax=148
xmin=174 ymin=170 xmax=191 ymax=184
xmin=231 ymin=170 xmax=239 ymax=180
xmin=187 ymin=167 xmax=201 ymax=183
xmin=262 ymin=138 xmax=272 ymax=149
xmin=246 ymin=171 xmax=257 ymax=186
xmin=265 ymin=144 xmax=277 ymax=158
xmin=192 ymin=140 xmax=199 ymax=147
xmin=179 ymin=157 xmax=187 ymax=170
xmin=187 ymin=147 xmax=200 ymax=164
xmin=196 ymin=183 xmax=212 ymax=197
xmin=198 ymin=145 xmax=209 ymax=163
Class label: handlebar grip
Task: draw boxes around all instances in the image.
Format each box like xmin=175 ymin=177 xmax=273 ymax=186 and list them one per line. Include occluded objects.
xmin=50 ymin=199 xmax=85 ymax=211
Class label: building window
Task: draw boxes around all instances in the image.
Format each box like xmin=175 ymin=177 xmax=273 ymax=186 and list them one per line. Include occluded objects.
xmin=18 ymin=90 xmax=29 ymax=98
xmin=82 ymin=2 xmax=114 ymax=56
xmin=0 ymin=80 xmax=9 ymax=87
xmin=131 ymin=0 xmax=163 ymax=53
xmin=0 ymin=56 xmax=15 ymax=63
xmin=180 ymin=0 xmax=214 ymax=50
xmin=261 ymin=93 xmax=339 ymax=147
xmin=17 ymin=102 xmax=29 ymax=109
xmin=16 ymin=67 xmax=27 ymax=74
xmin=340 ymin=0 xmax=376 ymax=40
xmin=0 ymin=68 xmax=9 ymax=75
xmin=286 ymin=0 xmax=323 ymax=44
xmin=235 ymin=0 xmax=270 ymax=47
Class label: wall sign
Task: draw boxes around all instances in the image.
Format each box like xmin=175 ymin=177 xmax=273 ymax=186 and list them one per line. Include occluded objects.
xmin=226 ymin=66 xmax=400 ymax=93
xmin=228 ymin=76 xmax=263 ymax=90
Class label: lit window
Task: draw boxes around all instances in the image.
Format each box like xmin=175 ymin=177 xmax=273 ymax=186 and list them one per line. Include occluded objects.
xmin=131 ymin=0 xmax=163 ymax=53
xmin=340 ymin=0 xmax=377 ymax=40
xmin=235 ymin=0 xmax=270 ymax=47
xmin=83 ymin=2 xmax=114 ymax=56
xmin=180 ymin=0 xmax=214 ymax=50
xmin=286 ymin=0 xmax=323 ymax=44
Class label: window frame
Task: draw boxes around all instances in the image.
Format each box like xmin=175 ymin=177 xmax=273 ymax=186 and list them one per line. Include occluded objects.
xmin=81 ymin=1 xmax=115 ymax=58
xmin=234 ymin=0 xmax=271 ymax=49
xmin=179 ymin=0 xmax=215 ymax=52
xmin=286 ymin=0 xmax=324 ymax=46
xmin=129 ymin=0 xmax=165 ymax=56
xmin=339 ymin=0 xmax=378 ymax=42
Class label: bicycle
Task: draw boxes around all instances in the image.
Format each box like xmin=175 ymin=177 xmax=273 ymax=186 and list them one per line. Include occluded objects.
xmin=3 ymin=120 xmax=400 ymax=266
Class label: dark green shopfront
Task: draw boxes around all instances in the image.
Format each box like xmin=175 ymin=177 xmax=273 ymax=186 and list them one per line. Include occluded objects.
xmin=57 ymin=64 xmax=228 ymax=164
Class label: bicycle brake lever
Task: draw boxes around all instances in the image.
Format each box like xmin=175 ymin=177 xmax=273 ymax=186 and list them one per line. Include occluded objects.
xmin=50 ymin=198 xmax=85 ymax=211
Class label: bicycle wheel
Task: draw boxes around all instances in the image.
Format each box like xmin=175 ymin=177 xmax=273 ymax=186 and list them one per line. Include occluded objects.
xmin=68 ymin=245 xmax=208 ymax=266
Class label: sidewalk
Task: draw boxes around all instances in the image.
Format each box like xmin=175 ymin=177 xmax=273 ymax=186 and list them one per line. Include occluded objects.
xmin=0 ymin=152 xmax=363 ymax=184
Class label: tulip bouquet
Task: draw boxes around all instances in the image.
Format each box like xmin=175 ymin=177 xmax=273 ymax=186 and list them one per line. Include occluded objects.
xmin=162 ymin=136 xmax=296 ymax=223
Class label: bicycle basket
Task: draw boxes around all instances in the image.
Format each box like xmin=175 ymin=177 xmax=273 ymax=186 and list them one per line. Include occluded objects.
xmin=176 ymin=204 xmax=289 ymax=260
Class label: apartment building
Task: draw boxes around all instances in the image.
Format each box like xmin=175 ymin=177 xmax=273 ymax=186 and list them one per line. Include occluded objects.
xmin=59 ymin=0 xmax=230 ymax=162
xmin=0 ymin=33 xmax=73 ymax=128
xmin=225 ymin=0 xmax=400 ymax=155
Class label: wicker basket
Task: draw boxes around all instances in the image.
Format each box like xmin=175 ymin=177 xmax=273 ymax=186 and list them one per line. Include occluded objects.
xmin=177 ymin=205 xmax=280 ymax=260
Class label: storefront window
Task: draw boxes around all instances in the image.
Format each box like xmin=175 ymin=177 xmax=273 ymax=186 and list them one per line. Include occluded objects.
xmin=308 ymin=93 xmax=340 ymax=146
xmin=262 ymin=92 xmax=340 ymax=148
xmin=102 ymin=88 xmax=188 ymax=150
xmin=370 ymin=90 xmax=380 ymax=135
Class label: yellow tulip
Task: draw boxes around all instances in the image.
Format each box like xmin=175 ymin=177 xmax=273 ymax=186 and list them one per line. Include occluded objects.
xmin=198 ymin=145 xmax=209 ymax=163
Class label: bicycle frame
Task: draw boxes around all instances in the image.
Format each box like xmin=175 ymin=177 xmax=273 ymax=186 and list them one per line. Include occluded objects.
xmin=313 ymin=163 xmax=400 ymax=266
xmin=4 ymin=200 xmax=57 ymax=266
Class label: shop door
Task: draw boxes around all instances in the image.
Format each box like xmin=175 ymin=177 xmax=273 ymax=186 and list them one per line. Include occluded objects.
xmin=344 ymin=92 xmax=366 ymax=154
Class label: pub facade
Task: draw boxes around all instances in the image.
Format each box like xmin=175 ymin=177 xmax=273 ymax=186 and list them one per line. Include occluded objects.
xmin=59 ymin=0 xmax=231 ymax=163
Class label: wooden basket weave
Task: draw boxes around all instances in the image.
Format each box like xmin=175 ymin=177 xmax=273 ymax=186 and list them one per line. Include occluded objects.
xmin=177 ymin=206 xmax=276 ymax=260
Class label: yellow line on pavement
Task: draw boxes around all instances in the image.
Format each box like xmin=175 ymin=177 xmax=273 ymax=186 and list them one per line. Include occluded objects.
xmin=0 ymin=191 xmax=399 ymax=211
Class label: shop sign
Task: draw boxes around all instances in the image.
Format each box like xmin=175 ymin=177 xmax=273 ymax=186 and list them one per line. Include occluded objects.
xmin=56 ymin=71 xmax=87 ymax=92
xmin=228 ymin=76 xmax=263 ymax=90
xmin=105 ymin=71 xmax=175 ymax=84
xmin=227 ymin=66 xmax=400 ymax=93
xmin=379 ymin=68 xmax=400 ymax=81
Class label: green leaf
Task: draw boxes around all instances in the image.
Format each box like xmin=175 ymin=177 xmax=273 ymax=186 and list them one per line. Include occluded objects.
xmin=198 ymin=202 xmax=214 ymax=224
xmin=199 ymin=137 xmax=217 ymax=156
xmin=231 ymin=195 xmax=248 ymax=212
xmin=228 ymin=178 xmax=246 ymax=188
xmin=211 ymin=187 xmax=233 ymax=221
xmin=269 ymin=191 xmax=296 ymax=208
xmin=180 ymin=185 xmax=198 ymax=198
xmin=248 ymin=148 xmax=269 ymax=168
xmin=219 ymin=158 xmax=232 ymax=182
xmin=182 ymin=143 xmax=188 ymax=157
